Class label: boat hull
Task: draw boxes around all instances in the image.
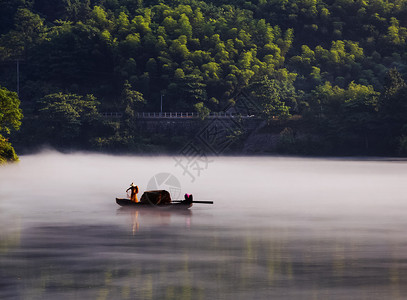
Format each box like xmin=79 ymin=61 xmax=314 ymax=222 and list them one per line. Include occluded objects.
xmin=116 ymin=198 xmax=192 ymax=209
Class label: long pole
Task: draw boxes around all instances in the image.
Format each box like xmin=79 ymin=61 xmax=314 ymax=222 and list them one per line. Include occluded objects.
xmin=160 ymin=94 xmax=163 ymax=113
xmin=16 ymin=59 xmax=19 ymax=96
xmin=172 ymin=200 xmax=214 ymax=204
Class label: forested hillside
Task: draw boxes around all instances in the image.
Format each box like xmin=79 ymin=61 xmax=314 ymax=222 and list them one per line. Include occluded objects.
xmin=0 ymin=0 xmax=407 ymax=155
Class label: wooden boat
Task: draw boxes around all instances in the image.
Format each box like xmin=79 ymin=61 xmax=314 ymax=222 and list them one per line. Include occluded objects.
xmin=115 ymin=198 xmax=193 ymax=209
xmin=116 ymin=190 xmax=212 ymax=209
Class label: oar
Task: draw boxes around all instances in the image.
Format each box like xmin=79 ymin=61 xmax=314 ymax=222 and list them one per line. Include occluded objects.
xmin=172 ymin=200 xmax=214 ymax=204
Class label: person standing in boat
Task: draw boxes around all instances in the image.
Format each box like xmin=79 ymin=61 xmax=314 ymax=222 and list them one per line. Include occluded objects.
xmin=126 ymin=183 xmax=139 ymax=203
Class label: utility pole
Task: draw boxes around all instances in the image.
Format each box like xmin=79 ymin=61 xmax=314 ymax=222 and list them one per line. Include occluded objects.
xmin=160 ymin=94 xmax=164 ymax=114
xmin=16 ymin=59 xmax=20 ymax=96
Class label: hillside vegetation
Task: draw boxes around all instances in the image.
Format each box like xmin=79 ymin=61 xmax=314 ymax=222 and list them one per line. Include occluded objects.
xmin=1 ymin=0 xmax=407 ymax=155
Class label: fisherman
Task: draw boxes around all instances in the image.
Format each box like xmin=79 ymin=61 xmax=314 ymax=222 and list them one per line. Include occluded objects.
xmin=126 ymin=183 xmax=139 ymax=203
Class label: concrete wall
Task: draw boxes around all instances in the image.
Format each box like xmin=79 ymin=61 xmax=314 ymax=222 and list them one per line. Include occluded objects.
xmin=135 ymin=117 xmax=263 ymax=138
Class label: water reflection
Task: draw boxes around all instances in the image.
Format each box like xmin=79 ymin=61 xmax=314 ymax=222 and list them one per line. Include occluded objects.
xmin=2 ymin=221 xmax=407 ymax=299
xmin=0 ymin=153 xmax=407 ymax=299
xmin=0 ymin=215 xmax=21 ymax=255
xmin=117 ymin=207 xmax=192 ymax=235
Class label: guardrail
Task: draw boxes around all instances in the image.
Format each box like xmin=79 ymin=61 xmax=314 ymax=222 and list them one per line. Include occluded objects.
xmin=138 ymin=112 xmax=197 ymax=118
xmin=101 ymin=112 xmax=123 ymax=118
xmin=101 ymin=112 xmax=258 ymax=119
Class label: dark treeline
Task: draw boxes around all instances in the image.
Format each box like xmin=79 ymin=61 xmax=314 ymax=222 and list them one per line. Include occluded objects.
xmin=0 ymin=0 xmax=407 ymax=157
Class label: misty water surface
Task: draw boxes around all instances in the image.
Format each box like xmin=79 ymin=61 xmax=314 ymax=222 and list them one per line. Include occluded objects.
xmin=1 ymin=152 xmax=407 ymax=299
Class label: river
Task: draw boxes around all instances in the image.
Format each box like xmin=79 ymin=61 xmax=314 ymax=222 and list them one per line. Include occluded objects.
xmin=1 ymin=152 xmax=407 ymax=299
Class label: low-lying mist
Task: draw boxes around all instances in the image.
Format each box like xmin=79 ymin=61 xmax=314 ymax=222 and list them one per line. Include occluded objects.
xmin=1 ymin=151 xmax=406 ymax=222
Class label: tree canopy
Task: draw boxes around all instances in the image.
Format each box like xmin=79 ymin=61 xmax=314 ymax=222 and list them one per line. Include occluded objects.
xmin=0 ymin=86 xmax=22 ymax=163
xmin=0 ymin=0 xmax=406 ymax=155
xmin=0 ymin=86 xmax=22 ymax=134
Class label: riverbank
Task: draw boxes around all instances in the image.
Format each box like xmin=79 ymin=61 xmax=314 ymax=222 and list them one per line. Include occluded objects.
xmin=9 ymin=115 xmax=405 ymax=157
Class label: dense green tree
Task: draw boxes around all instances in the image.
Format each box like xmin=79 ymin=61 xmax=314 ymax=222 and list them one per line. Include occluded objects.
xmin=310 ymin=81 xmax=378 ymax=118
xmin=0 ymin=135 xmax=18 ymax=163
xmin=379 ymin=68 xmax=407 ymax=116
xmin=121 ymin=80 xmax=146 ymax=130
xmin=37 ymin=93 xmax=100 ymax=146
xmin=340 ymin=82 xmax=380 ymax=149
xmin=309 ymin=80 xmax=380 ymax=152
xmin=378 ymin=68 xmax=407 ymax=142
xmin=0 ymin=8 xmax=45 ymax=59
xmin=33 ymin=0 xmax=67 ymax=21
xmin=167 ymin=74 xmax=207 ymax=110
xmin=246 ymin=76 xmax=295 ymax=122
xmin=0 ymin=86 xmax=23 ymax=134
xmin=0 ymin=0 xmax=29 ymax=34
xmin=0 ymin=86 xmax=22 ymax=163
xmin=194 ymin=101 xmax=210 ymax=120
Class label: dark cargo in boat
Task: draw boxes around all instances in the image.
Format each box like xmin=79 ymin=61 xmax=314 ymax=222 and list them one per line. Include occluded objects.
xmin=140 ymin=190 xmax=171 ymax=205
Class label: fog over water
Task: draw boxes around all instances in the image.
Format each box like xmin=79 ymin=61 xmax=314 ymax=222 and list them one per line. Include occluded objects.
xmin=1 ymin=152 xmax=407 ymax=299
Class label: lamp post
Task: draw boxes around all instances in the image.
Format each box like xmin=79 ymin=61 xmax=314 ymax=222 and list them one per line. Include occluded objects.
xmin=16 ymin=59 xmax=19 ymax=96
xmin=160 ymin=94 xmax=164 ymax=114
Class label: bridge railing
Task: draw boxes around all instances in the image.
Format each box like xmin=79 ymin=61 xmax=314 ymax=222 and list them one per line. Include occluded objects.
xmin=101 ymin=112 xmax=258 ymax=119
xmin=135 ymin=112 xmax=254 ymax=118
xmin=101 ymin=112 xmax=123 ymax=118
xmin=137 ymin=112 xmax=199 ymax=118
